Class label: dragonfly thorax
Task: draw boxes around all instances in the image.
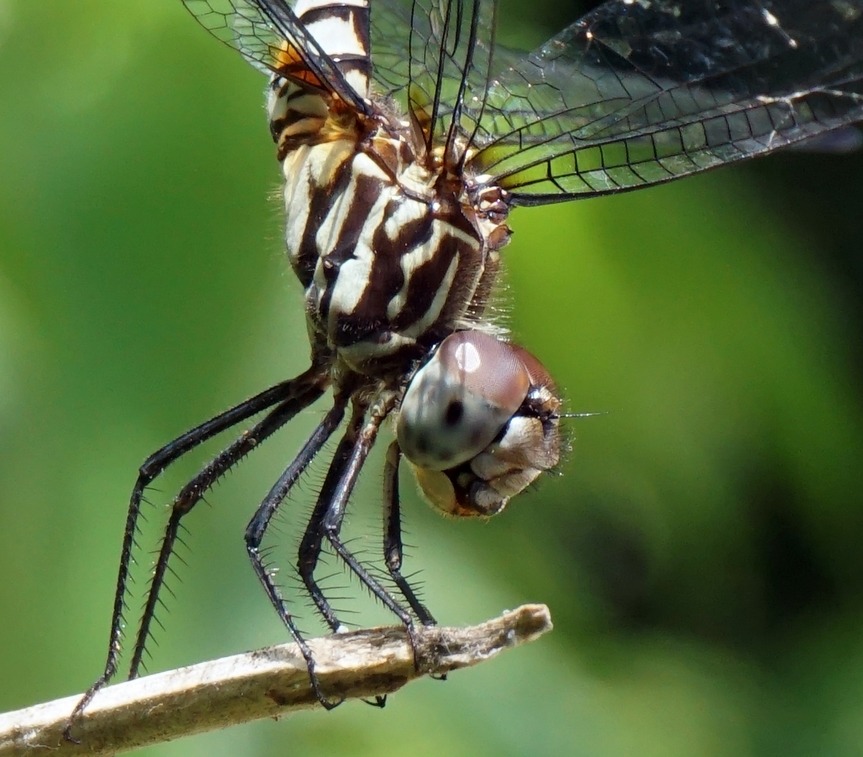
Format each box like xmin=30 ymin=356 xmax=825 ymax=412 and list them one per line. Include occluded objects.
xmin=277 ymin=102 xmax=509 ymax=378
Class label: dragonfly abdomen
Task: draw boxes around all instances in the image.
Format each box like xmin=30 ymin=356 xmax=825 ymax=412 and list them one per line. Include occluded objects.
xmin=267 ymin=0 xmax=371 ymax=152
xmin=294 ymin=0 xmax=371 ymax=96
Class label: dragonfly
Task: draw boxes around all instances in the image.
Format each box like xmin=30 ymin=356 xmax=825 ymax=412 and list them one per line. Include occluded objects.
xmin=68 ymin=0 xmax=863 ymax=730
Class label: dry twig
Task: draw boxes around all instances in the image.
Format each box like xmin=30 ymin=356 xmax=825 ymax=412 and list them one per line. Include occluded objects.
xmin=0 ymin=604 xmax=552 ymax=755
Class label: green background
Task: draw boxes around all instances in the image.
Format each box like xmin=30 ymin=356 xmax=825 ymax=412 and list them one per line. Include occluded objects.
xmin=2 ymin=1 xmax=863 ymax=755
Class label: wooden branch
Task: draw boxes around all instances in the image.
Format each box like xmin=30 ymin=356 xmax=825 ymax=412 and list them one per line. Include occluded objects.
xmin=0 ymin=604 xmax=552 ymax=756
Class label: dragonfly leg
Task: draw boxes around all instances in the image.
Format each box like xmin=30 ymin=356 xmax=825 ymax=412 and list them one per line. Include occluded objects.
xmin=244 ymin=392 xmax=350 ymax=709
xmin=65 ymin=366 xmax=329 ymax=741
xmin=383 ymin=441 xmax=436 ymax=626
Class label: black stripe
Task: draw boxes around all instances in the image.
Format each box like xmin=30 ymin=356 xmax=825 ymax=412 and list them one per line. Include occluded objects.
xmin=432 ymin=201 xmax=492 ymax=327
xmin=330 ymin=199 xmax=432 ymax=349
xmin=391 ymin=233 xmax=460 ymax=332
xmin=330 ymin=57 xmax=372 ymax=88
xmin=292 ymin=155 xmax=358 ymax=287
xmin=317 ymin=173 xmax=384 ymax=322
xmin=300 ymin=4 xmax=360 ymax=26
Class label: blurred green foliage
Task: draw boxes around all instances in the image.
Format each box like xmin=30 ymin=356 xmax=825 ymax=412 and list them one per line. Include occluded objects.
xmin=1 ymin=2 xmax=862 ymax=755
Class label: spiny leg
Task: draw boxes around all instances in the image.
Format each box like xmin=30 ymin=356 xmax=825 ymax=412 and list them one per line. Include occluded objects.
xmin=65 ymin=367 xmax=328 ymax=739
xmin=288 ymin=396 xmax=417 ymax=707
xmin=383 ymin=441 xmax=436 ymax=626
xmin=324 ymin=399 xmax=432 ymax=702
xmin=302 ymin=396 xmax=417 ymax=633
xmin=244 ymin=391 xmax=351 ymax=709
xmin=295 ymin=400 xmax=367 ymax=634
xmin=128 ymin=381 xmax=328 ymax=678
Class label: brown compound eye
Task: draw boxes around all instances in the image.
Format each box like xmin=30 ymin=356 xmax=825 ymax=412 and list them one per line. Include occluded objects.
xmin=398 ymin=331 xmax=562 ymax=518
xmin=397 ymin=330 xmax=531 ymax=471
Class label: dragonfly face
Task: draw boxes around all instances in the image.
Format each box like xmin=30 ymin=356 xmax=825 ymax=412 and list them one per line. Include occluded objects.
xmin=67 ymin=0 xmax=863 ymax=732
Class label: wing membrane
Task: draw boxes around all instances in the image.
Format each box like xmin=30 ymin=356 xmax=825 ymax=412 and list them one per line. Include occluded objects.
xmin=466 ymin=0 xmax=863 ymax=204
xmin=409 ymin=0 xmax=494 ymax=159
xmin=182 ymin=0 xmax=369 ymax=111
xmin=368 ymin=0 xmax=498 ymax=162
xmin=185 ymin=1 xmax=863 ymax=202
xmin=367 ymin=0 xmax=414 ymax=98
xmin=369 ymin=1 xmax=525 ymax=115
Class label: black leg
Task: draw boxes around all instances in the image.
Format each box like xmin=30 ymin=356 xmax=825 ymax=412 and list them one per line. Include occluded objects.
xmin=383 ymin=441 xmax=436 ymax=626
xmin=295 ymin=401 xmax=367 ymax=633
xmin=65 ymin=366 xmax=328 ymax=739
xmin=302 ymin=396 xmax=416 ymax=630
xmin=288 ymin=396 xmax=418 ymax=708
xmin=244 ymin=392 xmax=350 ymax=708
xmin=320 ymin=400 xmax=429 ymax=703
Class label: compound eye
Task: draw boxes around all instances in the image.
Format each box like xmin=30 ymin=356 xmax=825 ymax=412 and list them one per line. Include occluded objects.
xmin=397 ymin=331 xmax=530 ymax=471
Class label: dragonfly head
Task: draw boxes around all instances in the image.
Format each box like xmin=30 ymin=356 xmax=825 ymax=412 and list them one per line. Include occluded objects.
xmin=397 ymin=330 xmax=561 ymax=517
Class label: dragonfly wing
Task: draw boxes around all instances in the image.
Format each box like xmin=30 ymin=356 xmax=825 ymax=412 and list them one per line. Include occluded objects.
xmin=368 ymin=1 xmax=500 ymax=164
xmin=466 ymin=0 xmax=863 ymax=205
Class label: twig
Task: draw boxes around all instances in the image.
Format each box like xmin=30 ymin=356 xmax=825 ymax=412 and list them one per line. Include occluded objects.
xmin=0 ymin=604 xmax=552 ymax=755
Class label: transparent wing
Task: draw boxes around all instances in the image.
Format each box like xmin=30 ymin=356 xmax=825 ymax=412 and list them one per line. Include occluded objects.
xmin=407 ymin=0 xmax=495 ymax=160
xmin=367 ymin=0 xmax=413 ymax=99
xmin=466 ymin=0 xmax=863 ymax=205
xmin=181 ymin=0 xmax=369 ymax=112
xmin=369 ymin=0 xmax=501 ymax=163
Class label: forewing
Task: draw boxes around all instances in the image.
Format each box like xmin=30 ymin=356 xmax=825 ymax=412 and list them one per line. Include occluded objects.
xmin=467 ymin=0 xmax=863 ymax=205
xmin=181 ymin=0 xmax=369 ymax=111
